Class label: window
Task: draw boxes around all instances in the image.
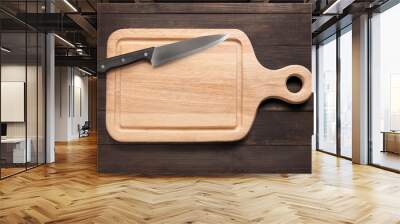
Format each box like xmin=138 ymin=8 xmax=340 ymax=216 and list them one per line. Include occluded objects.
xmin=317 ymin=35 xmax=337 ymax=154
xmin=316 ymin=25 xmax=353 ymax=158
xmin=370 ymin=3 xmax=400 ymax=171
xmin=339 ymin=27 xmax=352 ymax=158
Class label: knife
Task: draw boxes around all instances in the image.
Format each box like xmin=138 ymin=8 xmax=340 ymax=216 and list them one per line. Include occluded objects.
xmin=98 ymin=34 xmax=228 ymax=73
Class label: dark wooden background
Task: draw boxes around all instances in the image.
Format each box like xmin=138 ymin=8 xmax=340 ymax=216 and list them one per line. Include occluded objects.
xmin=97 ymin=3 xmax=313 ymax=174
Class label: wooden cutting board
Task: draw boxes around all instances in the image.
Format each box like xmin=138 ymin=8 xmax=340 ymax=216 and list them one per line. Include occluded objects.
xmin=106 ymin=29 xmax=312 ymax=142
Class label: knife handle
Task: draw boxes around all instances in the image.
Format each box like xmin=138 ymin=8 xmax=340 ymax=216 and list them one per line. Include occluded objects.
xmin=98 ymin=47 xmax=155 ymax=73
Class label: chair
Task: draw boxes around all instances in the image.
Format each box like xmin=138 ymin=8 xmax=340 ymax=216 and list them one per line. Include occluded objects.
xmin=79 ymin=121 xmax=90 ymax=138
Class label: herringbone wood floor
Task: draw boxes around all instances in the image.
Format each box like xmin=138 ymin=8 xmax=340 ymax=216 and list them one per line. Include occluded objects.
xmin=1 ymin=135 xmax=400 ymax=224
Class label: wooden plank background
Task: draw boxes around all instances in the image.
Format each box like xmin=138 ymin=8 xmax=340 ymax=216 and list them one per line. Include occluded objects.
xmin=97 ymin=3 xmax=313 ymax=174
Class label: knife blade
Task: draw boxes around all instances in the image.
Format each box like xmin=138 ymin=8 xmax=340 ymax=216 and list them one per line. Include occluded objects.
xmin=97 ymin=34 xmax=228 ymax=73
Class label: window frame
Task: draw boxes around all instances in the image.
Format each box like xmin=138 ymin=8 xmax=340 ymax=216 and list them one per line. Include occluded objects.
xmin=315 ymin=23 xmax=353 ymax=160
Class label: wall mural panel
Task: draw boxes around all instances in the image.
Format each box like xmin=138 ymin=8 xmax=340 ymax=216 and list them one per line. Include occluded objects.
xmin=97 ymin=3 xmax=313 ymax=174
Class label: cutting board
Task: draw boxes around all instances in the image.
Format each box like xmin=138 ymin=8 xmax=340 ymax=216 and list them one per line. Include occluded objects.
xmin=106 ymin=29 xmax=312 ymax=142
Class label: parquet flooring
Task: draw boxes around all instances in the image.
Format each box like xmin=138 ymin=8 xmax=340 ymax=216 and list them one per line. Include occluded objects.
xmin=1 ymin=135 xmax=400 ymax=224
xmin=1 ymin=167 xmax=26 ymax=178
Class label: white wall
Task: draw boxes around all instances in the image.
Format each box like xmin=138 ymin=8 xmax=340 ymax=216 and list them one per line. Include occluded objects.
xmin=1 ymin=65 xmax=26 ymax=129
xmin=55 ymin=66 xmax=70 ymax=141
xmin=1 ymin=65 xmax=38 ymax=138
xmin=72 ymin=73 xmax=89 ymax=138
xmin=54 ymin=67 xmax=89 ymax=141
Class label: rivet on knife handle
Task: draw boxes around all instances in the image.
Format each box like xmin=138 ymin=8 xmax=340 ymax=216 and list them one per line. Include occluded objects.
xmin=97 ymin=47 xmax=154 ymax=73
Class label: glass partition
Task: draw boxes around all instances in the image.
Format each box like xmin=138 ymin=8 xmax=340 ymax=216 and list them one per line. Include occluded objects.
xmin=0 ymin=1 xmax=46 ymax=179
xmin=1 ymin=26 xmax=28 ymax=178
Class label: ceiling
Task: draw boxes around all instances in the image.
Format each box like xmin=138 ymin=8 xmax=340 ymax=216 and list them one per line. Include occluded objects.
xmin=0 ymin=0 xmax=383 ymax=72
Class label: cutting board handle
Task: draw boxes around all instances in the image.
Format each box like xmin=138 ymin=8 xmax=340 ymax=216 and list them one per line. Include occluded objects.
xmin=267 ymin=64 xmax=312 ymax=104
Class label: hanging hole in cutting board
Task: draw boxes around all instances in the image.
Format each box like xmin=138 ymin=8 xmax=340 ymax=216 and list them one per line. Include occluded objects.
xmin=286 ymin=75 xmax=303 ymax=93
